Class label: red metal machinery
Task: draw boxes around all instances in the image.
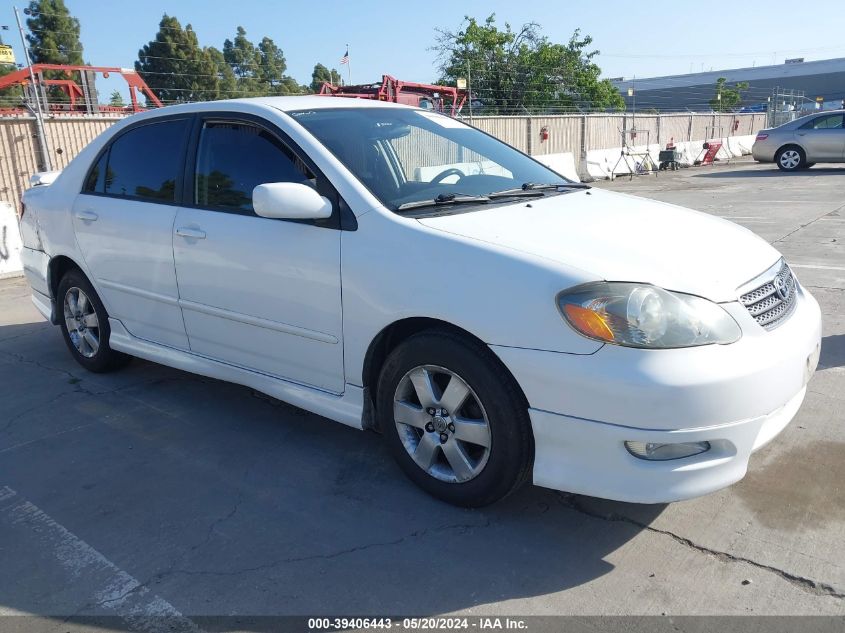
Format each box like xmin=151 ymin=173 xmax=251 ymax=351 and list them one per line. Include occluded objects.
xmin=318 ymin=74 xmax=467 ymax=116
xmin=0 ymin=64 xmax=162 ymax=115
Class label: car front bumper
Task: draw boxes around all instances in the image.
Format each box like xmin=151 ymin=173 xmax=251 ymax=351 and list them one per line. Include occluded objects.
xmin=491 ymin=284 xmax=822 ymax=503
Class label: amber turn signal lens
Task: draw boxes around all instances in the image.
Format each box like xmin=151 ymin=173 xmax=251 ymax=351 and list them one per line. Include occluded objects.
xmin=562 ymin=304 xmax=614 ymax=342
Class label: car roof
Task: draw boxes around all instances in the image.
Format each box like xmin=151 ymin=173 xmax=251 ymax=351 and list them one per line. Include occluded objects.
xmin=137 ymin=96 xmax=413 ymax=117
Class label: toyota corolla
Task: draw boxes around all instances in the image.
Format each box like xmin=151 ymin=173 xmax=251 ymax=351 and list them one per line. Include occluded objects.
xmin=18 ymin=97 xmax=822 ymax=506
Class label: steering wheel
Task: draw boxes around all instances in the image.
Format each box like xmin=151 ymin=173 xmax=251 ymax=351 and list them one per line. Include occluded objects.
xmin=430 ymin=167 xmax=466 ymax=184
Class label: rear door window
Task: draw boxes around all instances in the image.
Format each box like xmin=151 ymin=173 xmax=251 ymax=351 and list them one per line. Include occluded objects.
xmin=100 ymin=119 xmax=191 ymax=202
xmin=802 ymin=114 xmax=844 ymax=130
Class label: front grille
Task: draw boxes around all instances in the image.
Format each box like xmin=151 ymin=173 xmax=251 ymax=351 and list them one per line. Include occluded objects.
xmin=739 ymin=260 xmax=797 ymax=330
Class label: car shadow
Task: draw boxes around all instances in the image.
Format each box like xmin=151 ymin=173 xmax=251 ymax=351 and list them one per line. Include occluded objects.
xmin=693 ymin=166 xmax=845 ymax=179
xmin=0 ymin=320 xmax=665 ymax=619
xmin=819 ymin=334 xmax=845 ymax=370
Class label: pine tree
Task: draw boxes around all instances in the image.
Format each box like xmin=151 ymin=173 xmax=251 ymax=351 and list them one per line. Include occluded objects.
xmin=25 ymin=0 xmax=84 ymax=103
xmin=257 ymin=37 xmax=286 ymax=93
xmin=207 ymin=46 xmax=238 ymax=100
xmin=310 ymin=63 xmax=341 ymax=93
xmin=25 ymin=0 xmax=84 ymax=65
xmin=136 ymin=15 xmax=220 ymax=104
xmin=223 ymin=27 xmax=261 ymax=97
xmin=109 ymin=90 xmax=124 ymax=107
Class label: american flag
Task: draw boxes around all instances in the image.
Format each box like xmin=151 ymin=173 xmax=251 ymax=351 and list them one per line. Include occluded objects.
xmin=340 ymin=49 xmax=349 ymax=65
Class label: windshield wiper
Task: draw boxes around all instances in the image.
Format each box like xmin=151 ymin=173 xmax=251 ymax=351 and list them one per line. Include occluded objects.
xmin=489 ymin=182 xmax=591 ymax=198
xmin=523 ymin=181 xmax=590 ymax=190
xmin=396 ymin=193 xmax=491 ymax=211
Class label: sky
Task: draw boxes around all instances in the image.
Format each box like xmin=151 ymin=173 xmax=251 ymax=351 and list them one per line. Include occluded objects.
xmin=3 ymin=0 xmax=845 ymax=100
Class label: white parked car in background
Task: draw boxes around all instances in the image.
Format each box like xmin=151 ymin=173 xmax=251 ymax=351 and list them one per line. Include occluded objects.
xmin=18 ymin=97 xmax=821 ymax=506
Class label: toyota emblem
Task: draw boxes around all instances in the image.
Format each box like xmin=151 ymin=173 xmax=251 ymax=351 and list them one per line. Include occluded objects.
xmin=775 ymin=274 xmax=791 ymax=301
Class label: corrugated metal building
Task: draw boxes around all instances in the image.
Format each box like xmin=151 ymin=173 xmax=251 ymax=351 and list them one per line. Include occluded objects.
xmin=611 ymin=58 xmax=845 ymax=111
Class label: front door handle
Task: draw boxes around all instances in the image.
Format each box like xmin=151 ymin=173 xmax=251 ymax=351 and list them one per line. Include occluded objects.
xmin=175 ymin=227 xmax=207 ymax=239
xmin=75 ymin=210 xmax=98 ymax=222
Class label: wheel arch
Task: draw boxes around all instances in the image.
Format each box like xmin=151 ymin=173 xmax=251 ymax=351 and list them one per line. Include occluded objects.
xmin=776 ymin=143 xmax=806 ymax=158
xmin=47 ymin=255 xmax=86 ymax=324
xmin=361 ymin=317 xmax=529 ymax=430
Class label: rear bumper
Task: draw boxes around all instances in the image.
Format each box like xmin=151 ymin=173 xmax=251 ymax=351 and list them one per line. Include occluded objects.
xmin=492 ymin=285 xmax=822 ymax=503
xmin=751 ymin=141 xmax=776 ymax=162
xmin=20 ymin=247 xmax=54 ymax=322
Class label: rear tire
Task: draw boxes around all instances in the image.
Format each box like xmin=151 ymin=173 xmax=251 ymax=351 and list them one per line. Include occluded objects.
xmin=57 ymin=269 xmax=132 ymax=373
xmin=376 ymin=330 xmax=533 ymax=507
xmin=801 ymin=162 xmax=816 ymax=169
xmin=776 ymin=146 xmax=805 ymax=171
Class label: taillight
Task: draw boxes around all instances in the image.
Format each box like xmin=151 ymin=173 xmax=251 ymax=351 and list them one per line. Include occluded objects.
xmin=755 ymin=133 xmax=769 ymax=141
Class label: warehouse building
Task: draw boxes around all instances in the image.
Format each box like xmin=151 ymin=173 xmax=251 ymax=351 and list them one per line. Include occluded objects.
xmin=610 ymin=57 xmax=845 ymax=112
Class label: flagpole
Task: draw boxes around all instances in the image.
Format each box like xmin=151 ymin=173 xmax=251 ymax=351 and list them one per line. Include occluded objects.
xmin=346 ymin=43 xmax=351 ymax=85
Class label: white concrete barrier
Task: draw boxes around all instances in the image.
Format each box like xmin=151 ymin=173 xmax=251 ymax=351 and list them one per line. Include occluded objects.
xmin=532 ymin=152 xmax=580 ymax=182
xmin=583 ymin=133 xmax=758 ymax=180
xmin=0 ymin=202 xmax=24 ymax=279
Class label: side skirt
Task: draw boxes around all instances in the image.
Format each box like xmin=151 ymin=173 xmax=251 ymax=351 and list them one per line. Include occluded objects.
xmin=108 ymin=318 xmax=365 ymax=430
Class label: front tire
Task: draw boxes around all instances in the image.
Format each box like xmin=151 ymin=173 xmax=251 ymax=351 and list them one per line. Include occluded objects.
xmin=376 ymin=330 xmax=533 ymax=507
xmin=776 ymin=146 xmax=805 ymax=171
xmin=57 ymin=269 xmax=131 ymax=373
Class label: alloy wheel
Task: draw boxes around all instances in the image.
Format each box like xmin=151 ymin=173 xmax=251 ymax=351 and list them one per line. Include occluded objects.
xmin=393 ymin=365 xmax=492 ymax=483
xmin=63 ymin=287 xmax=100 ymax=358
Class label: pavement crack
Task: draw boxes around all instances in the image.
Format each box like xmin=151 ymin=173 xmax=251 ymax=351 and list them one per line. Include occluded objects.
xmin=555 ymin=492 xmax=845 ymax=600
xmin=165 ymin=517 xmax=493 ymax=578
xmin=773 ymin=203 xmax=845 ymax=244
xmin=0 ymin=349 xmax=89 ymax=384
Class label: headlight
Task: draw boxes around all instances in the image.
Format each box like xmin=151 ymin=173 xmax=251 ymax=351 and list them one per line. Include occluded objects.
xmin=557 ymin=282 xmax=741 ymax=349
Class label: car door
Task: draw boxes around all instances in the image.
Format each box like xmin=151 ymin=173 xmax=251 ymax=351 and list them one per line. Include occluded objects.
xmin=796 ymin=113 xmax=845 ymax=161
xmin=172 ymin=116 xmax=344 ymax=393
xmin=72 ymin=116 xmax=192 ymax=349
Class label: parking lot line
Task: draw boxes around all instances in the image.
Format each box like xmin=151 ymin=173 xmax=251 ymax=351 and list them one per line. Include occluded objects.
xmin=1 ymin=487 xmax=201 ymax=633
xmin=790 ymin=264 xmax=845 ymax=271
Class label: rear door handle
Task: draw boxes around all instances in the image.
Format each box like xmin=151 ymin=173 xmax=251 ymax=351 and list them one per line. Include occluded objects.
xmin=175 ymin=227 xmax=206 ymax=239
xmin=75 ymin=210 xmax=98 ymax=222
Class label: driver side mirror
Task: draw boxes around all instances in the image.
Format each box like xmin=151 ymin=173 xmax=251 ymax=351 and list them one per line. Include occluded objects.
xmin=252 ymin=182 xmax=333 ymax=220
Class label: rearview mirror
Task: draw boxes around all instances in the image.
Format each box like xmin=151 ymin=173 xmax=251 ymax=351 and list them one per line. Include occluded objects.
xmin=252 ymin=182 xmax=333 ymax=220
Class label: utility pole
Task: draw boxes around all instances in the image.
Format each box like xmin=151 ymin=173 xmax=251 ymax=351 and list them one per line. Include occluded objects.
xmin=14 ymin=5 xmax=52 ymax=171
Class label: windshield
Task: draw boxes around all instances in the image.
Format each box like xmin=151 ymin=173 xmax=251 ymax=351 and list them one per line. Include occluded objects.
xmin=288 ymin=107 xmax=571 ymax=211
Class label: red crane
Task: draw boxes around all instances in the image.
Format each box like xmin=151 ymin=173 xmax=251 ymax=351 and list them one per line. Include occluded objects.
xmin=318 ymin=74 xmax=467 ymax=116
xmin=0 ymin=64 xmax=162 ymax=115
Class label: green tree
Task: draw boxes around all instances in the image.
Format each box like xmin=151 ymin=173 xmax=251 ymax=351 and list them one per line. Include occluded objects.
xmin=435 ymin=14 xmax=624 ymax=114
xmin=709 ymin=77 xmax=748 ymax=111
xmin=223 ymin=26 xmax=261 ymax=96
xmin=136 ymin=15 xmax=220 ymax=104
xmin=0 ymin=63 xmax=23 ymax=109
xmin=25 ymin=0 xmax=84 ymax=65
xmin=207 ymin=46 xmax=238 ymax=99
xmin=25 ymin=0 xmax=84 ymax=103
xmin=257 ymin=36 xmax=286 ymax=93
xmin=310 ymin=63 xmax=341 ymax=92
xmin=109 ymin=89 xmax=124 ymax=107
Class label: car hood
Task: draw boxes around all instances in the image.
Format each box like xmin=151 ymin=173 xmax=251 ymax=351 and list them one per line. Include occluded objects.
xmin=416 ymin=188 xmax=781 ymax=302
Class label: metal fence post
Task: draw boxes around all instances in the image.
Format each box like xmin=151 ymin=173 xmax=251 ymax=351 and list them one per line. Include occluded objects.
xmin=527 ymin=116 xmax=534 ymax=155
xmin=656 ymin=114 xmax=662 ymax=149
xmin=579 ymin=114 xmax=592 ymax=182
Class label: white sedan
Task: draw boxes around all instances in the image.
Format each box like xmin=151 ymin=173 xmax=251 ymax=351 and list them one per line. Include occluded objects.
xmin=18 ymin=97 xmax=821 ymax=506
